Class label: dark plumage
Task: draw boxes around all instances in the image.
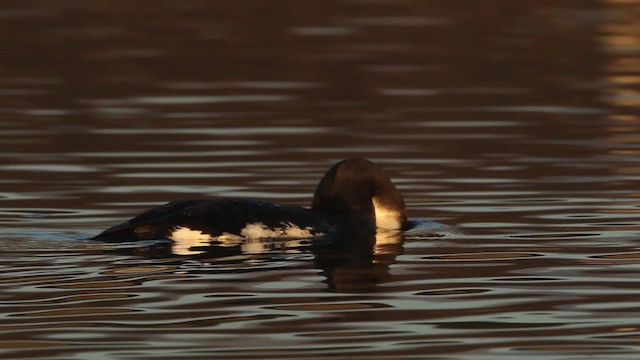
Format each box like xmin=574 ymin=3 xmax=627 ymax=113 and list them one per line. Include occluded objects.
xmin=92 ymin=158 xmax=406 ymax=243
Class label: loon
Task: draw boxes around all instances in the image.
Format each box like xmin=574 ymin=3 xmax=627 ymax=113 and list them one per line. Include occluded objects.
xmin=92 ymin=158 xmax=407 ymax=244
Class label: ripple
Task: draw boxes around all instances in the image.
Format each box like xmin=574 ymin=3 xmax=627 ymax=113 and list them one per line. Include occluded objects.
xmin=590 ymin=252 xmax=640 ymax=260
xmin=0 ymin=293 xmax=134 ymax=306
xmin=91 ymin=127 xmax=329 ymax=135
xmin=0 ymin=340 xmax=70 ymax=349
xmin=416 ymin=288 xmax=491 ymax=296
xmin=109 ymin=160 xmax=308 ymax=169
xmin=269 ymin=302 xmax=392 ymax=312
xmin=484 ymin=105 xmax=608 ymax=114
xmin=423 ymin=252 xmax=543 ymax=261
xmin=510 ymin=344 xmax=634 ymax=354
xmin=492 ymin=277 xmax=564 ymax=282
xmin=290 ymin=26 xmax=359 ymax=36
xmin=340 ymin=15 xmax=449 ymax=27
xmin=438 ymin=321 xmax=562 ymax=330
xmin=132 ymin=94 xmax=294 ymax=105
xmin=510 ymin=232 xmax=601 ymax=239
xmin=0 ymin=164 xmax=99 ymax=172
xmin=113 ymin=172 xmax=244 ymax=178
xmin=101 ymin=265 xmax=176 ymax=275
xmin=162 ymin=81 xmax=323 ymax=90
xmin=45 ymin=281 xmax=143 ymax=290
xmin=13 ymin=307 xmax=141 ymax=317
xmin=298 ymin=330 xmax=407 ymax=338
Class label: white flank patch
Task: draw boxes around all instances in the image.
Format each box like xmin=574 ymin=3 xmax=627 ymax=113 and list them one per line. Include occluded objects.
xmin=169 ymin=224 xmax=315 ymax=255
xmin=216 ymin=232 xmax=244 ymax=241
xmin=214 ymin=232 xmax=245 ymax=248
xmin=170 ymin=226 xmax=214 ymax=255
xmin=240 ymin=222 xmax=314 ymax=239
xmin=372 ymin=198 xmax=402 ymax=230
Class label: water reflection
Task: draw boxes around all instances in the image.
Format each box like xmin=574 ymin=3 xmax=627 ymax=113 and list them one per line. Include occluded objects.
xmin=97 ymin=230 xmax=412 ymax=293
xmin=314 ymin=232 xmax=404 ymax=292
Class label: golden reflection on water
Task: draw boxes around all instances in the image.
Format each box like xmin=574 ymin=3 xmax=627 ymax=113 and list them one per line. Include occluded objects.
xmin=599 ymin=1 xmax=640 ymax=109
xmin=597 ymin=2 xmax=640 ymax=235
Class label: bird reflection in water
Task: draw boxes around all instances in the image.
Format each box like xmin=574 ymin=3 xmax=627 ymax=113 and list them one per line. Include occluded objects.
xmin=313 ymin=231 xmax=406 ymax=292
xmin=98 ymin=229 xmax=422 ymax=293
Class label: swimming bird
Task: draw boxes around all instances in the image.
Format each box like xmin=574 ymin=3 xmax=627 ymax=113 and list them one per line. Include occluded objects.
xmin=92 ymin=158 xmax=407 ymax=244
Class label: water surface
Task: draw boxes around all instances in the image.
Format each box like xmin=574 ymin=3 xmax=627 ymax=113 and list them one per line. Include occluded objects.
xmin=1 ymin=1 xmax=640 ymax=359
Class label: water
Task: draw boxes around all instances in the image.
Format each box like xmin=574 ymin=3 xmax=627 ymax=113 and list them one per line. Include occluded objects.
xmin=1 ymin=1 xmax=640 ymax=359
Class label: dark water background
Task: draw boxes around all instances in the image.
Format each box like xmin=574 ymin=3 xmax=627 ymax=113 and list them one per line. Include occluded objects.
xmin=1 ymin=1 xmax=640 ymax=359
